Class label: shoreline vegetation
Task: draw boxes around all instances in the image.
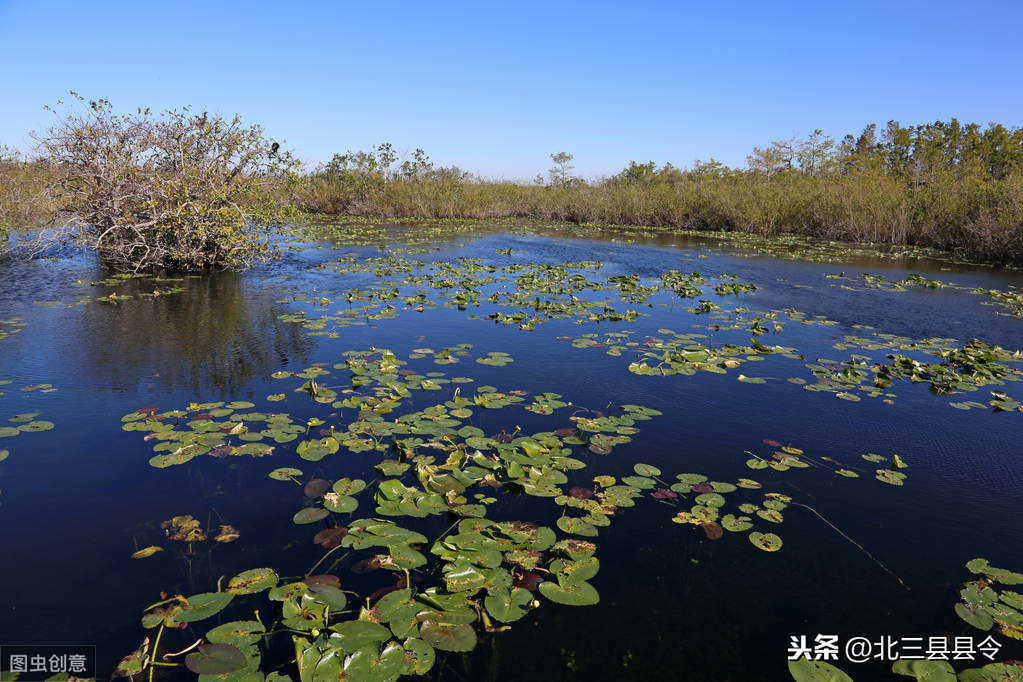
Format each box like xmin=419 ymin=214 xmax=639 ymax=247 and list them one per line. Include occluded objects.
xmin=2 ymin=107 xmax=1022 ymax=265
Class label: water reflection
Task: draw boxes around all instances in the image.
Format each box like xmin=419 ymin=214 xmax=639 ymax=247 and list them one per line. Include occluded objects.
xmin=70 ymin=270 xmax=313 ymax=396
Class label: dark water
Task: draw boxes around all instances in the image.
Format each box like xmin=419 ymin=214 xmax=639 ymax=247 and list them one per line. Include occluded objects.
xmin=1 ymin=223 xmax=1021 ymax=682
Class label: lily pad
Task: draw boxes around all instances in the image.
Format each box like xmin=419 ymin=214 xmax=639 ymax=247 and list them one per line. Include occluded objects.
xmin=484 ymin=586 xmax=532 ymax=623
xmin=721 ymin=514 xmax=753 ymax=532
xmin=293 ymin=507 xmax=329 ymax=524
xmin=269 ymin=467 xmax=303 ymax=481
xmin=891 ymin=659 xmax=956 ymax=681
xmin=18 ymin=420 xmax=54 ymax=432
xmin=176 ymin=592 xmax=235 ymax=622
xmin=419 ymin=619 xmax=478 ymax=652
xmin=749 ymin=531 xmax=783 ymax=552
xmin=185 ymin=644 xmax=248 ymax=675
xmin=538 ymin=578 xmax=600 ymax=606
xmin=955 ymin=601 xmax=994 ymax=630
xmin=633 ymin=463 xmax=661 ymax=477
xmin=788 ymin=657 xmax=853 ymax=682
xmin=876 ymin=469 xmax=906 ymax=486
xmin=227 ymin=568 xmax=279 ymax=594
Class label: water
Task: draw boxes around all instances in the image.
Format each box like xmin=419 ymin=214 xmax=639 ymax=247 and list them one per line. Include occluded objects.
xmin=0 ymin=222 xmax=1021 ymax=681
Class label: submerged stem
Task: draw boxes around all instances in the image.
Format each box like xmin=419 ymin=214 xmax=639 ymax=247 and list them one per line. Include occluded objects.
xmin=305 ymin=545 xmax=349 ymax=577
xmin=149 ymin=623 xmax=165 ymax=682
xmin=790 ymin=502 xmax=908 ymax=590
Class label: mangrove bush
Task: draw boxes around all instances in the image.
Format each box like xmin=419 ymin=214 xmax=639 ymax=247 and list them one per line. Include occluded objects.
xmin=35 ymin=94 xmax=299 ymax=270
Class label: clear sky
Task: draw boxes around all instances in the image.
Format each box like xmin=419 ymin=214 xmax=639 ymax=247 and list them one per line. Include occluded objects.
xmin=1 ymin=0 xmax=1021 ymax=180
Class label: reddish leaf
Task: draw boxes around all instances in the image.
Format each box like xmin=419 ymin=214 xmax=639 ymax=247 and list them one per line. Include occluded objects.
xmin=513 ymin=572 xmax=543 ymax=591
xmin=691 ymin=482 xmax=713 ymax=493
xmin=304 ymin=574 xmax=340 ymax=587
xmin=313 ymin=527 xmax=347 ymax=549
xmin=701 ymin=522 xmax=724 ymax=540
xmin=304 ymin=478 xmax=331 ymax=498
xmin=763 ymin=439 xmax=781 ymax=447
xmin=569 ymin=486 xmax=593 ymax=500
xmin=554 ymin=427 xmax=578 ymax=437
xmin=651 ymin=488 xmax=678 ymax=499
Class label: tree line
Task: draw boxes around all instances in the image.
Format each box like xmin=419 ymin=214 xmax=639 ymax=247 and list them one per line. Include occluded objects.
xmin=2 ymin=97 xmax=1022 ymax=267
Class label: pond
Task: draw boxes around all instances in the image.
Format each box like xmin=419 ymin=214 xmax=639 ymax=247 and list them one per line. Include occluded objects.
xmin=1 ymin=220 xmax=1022 ymax=682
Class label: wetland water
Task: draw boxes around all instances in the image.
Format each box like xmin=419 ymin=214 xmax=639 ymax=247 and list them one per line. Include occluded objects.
xmin=1 ymin=222 xmax=1022 ymax=681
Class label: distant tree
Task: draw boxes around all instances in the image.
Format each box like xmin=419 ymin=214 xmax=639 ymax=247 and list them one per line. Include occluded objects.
xmin=688 ymin=159 xmax=729 ymax=179
xmin=614 ymin=160 xmax=658 ymax=184
xmin=796 ymin=129 xmax=836 ymax=176
xmin=399 ymin=148 xmax=434 ymax=180
xmin=547 ymin=151 xmax=578 ymax=187
xmin=746 ymin=143 xmax=787 ymax=177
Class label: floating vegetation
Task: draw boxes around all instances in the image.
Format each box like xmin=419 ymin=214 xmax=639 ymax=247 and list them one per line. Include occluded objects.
xmin=0 ymin=407 xmax=56 ymax=460
xmin=7 ymin=220 xmax=1023 ymax=680
xmin=111 ymin=337 xmax=944 ymax=680
xmin=0 ymin=317 xmax=27 ymax=341
xmin=957 ymin=558 xmax=1023 ymax=639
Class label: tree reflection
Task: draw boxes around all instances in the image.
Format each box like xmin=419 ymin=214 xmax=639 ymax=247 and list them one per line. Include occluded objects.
xmin=73 ymin=269 xmax=312 ymax=396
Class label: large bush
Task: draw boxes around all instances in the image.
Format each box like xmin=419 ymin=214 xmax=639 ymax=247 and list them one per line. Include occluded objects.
xmin=37 ymin=94 xmax=299 ymax=270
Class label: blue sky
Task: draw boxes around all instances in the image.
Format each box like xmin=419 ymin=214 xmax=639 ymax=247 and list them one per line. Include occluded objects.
xmin=1 ymin=0 xmax=1021 ymax=180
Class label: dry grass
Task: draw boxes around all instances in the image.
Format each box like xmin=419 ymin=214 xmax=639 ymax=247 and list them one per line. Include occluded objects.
xmin=296 ymin=170 xmax=1023 ymax=262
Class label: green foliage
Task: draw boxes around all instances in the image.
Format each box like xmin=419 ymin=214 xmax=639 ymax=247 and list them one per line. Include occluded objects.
xmin=37 ymin=93 xmax=299 ymax=270
xmin=295 ymin=119 xmax=1023 ymax=263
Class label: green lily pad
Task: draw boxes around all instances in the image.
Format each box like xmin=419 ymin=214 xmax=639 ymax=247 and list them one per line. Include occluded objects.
xmin=757 ymin=509 xmax=784 ymax=523
xmin=323 ymin=494 xmax=358 ymax=514
xmin=721 ymin=514 xmax=753 ymax=532
xmin=538 ymin=578 xmax=600 ymax=606
xmin=557 ymin=516 xmax=598 ymax=537
xmin=185 ymin=643 xmax=248 ymax=675
xmin=633 ymin=463 xmax=661 ymax=477
xmin=484 ymin=586 xmax=532 ymax=623
xmin=419 ymin=619 xmax=478 ymax=652
xmin=957 ymin=663 xmax=1023 ymax=682
xmin=332 ymin=478 xmax=367 ymax=496
xmin=749 ymin=531 xmax=783 ymax=552
xmin=876 ymin=469 xmax=906 ymax=486
xmin=891 ymin=659 xmax=956 ymax=681
xmin=403 ymin=638 xmax=436 ymax=675
xmin=226 ymin=568 xmax=279 ymax=594
xmin=376 ymin=460 xmax=410 ymax=476
xmin=1001 ymin=591 xmax=1023 ymax=610
xmin=269 ymin=467 xmax=302 ymax=481
xmin=331 ymin=620 xmax=392 ymax=653
xmin=788 ymin=657 xmax=853 ymax=682
xmin=206 ymin=620 xmax=266 ymax=646
xmin=955 ymin=601 xmax=993 ymax=630
xmin=176 ymin=592 xmax=235 ymax=623
xmin=293 ymin=507 xmax=329 ymax=524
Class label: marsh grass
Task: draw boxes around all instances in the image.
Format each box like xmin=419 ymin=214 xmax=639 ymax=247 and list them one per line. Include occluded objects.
xmin=296 ymin=170 xmax=1023 ymax=262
